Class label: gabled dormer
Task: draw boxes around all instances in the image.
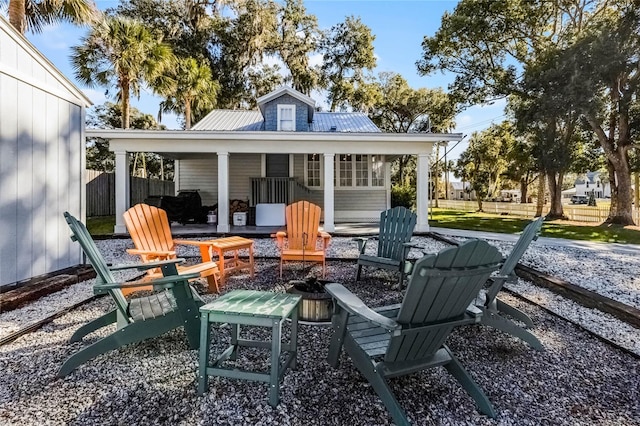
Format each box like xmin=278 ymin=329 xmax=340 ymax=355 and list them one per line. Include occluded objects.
xmin=256 ymin=87 xmax=315 ymax=131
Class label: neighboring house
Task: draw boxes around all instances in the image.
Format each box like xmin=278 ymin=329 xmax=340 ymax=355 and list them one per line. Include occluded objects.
xmin=574 ymin=171 xmax=611 ymax=198
xmin=0 ymin=16 xmax=91 ymax=288
xmin=499 ymin=189 xmax=521 ymax=203
xmin=87 ymin=86 xmax=462 ymax=233
xmin=449 ymin=181 xmax=476 ymax=200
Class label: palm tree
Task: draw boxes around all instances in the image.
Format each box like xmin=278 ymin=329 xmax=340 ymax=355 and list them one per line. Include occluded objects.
xmin=156 ymin=57 xmax=218 ymax=129
xmin=5 ymin=0 xmax=98 ymax=34
xmin=71 ymin=16 xmax=174 ymax=129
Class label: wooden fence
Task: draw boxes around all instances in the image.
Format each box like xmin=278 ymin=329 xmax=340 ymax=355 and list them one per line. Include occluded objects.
xmin=86 ymin=170 xmax=175 ymax=217
xmin=433 ymin=199 xmax=640 ymax=223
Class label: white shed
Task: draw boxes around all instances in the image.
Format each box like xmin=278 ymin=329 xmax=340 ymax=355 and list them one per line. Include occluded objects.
xmin=0 ymin=16 xmax=91 ymax=288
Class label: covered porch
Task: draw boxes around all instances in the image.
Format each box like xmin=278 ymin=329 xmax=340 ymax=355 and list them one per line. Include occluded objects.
xmin=85 ymin=129 xmax=463 ymax=234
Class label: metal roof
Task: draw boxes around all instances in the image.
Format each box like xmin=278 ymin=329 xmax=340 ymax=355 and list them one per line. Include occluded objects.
xmin=311 ymin=112 xmax=381 ymax=133
xmin=191 ymin=110 xmax=264 ymax=131
xmin=192 ymin=110 xmax=381 ymax=133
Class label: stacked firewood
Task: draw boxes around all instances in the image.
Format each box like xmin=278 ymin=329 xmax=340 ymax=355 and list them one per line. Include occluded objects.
xmin=229 ymin=199 xmax=249 ymax=221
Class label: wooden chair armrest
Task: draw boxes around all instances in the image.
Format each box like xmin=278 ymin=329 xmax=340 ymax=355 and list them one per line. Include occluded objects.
xmin=108 ymin=258 xmax=185 ymax=272
xmin=325 ymin=283 xmax=400 ymax=331
xmin=319 ymin=231 xmax=331 ymax=249
xmin=93 ymin=272 xmax=200 ymax=294
xmin=173 ymin=239 xmax=216 ymax=248
xmin=126 ymin=248 xmax=176 ymax=258
xmin=273 ymin=231 xmax=287 ymax=249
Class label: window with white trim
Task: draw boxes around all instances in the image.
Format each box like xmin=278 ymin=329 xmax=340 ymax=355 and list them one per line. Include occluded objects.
xmin=277 ymin=104 xmax=295 ymax=131
xmin=371 ymin=155 xmax=384 ymax=186
xmin=338 ymin=154 xmax=353 ymax=186
xmin=306 ymin=154 xmax=321 ymax=187
xmin=355 ymin=155 xmax=368 ymax=186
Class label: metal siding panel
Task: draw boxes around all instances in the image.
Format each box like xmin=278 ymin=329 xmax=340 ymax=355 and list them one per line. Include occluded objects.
xmin=45 ymin=94 xmax=59 ymax=274
xmin=31 ymin=86 xmax=48 ymax=277
xmin=68 ymin=104 xmax=83 ymax=266
xmin=15 ymin=81 xmax=34 ymax=282
xmin=177 ymin=157 xmax=218 ymax=205
xmin=0 ymin=75 xmax=19 ymax=286
xmin=57 ymin=98 xmax=72 ymax=270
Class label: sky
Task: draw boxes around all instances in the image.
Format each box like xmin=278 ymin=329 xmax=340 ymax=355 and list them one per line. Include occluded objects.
xmin=23 ymin=0 xmax=508 ymax=167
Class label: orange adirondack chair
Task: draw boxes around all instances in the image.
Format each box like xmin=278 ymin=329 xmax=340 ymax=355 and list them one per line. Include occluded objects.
xmin=274 ymin=201 xmax=331 ymax=278
xmin=123 ymin=204 xmax=220 ymax=294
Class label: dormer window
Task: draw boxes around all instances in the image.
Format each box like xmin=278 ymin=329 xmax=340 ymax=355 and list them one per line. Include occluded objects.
xmin=277 ymin=104 xmax=296 ymax=131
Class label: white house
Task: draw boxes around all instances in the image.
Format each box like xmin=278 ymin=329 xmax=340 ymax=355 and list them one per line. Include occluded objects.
xmin=0 ymin=16 xmax=91 ymax=288
xmin=87 ymin=87 xmax=463 ymax=234
xmin=449 ymin=181 xmax=476 ymax=200
xmin=574 ymin=171 xmax=611 ymax=198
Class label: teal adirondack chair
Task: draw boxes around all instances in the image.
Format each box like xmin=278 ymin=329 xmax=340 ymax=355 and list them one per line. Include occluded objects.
xmin=58 ymin=212 xmax=204 ymax=377
xmin=473 ymin=216 xmax=544 ymax=349
xmin=327 ymin=240 xmax=503 ymax=425
xmin=354 ymin=207 xmax=417 ymax=288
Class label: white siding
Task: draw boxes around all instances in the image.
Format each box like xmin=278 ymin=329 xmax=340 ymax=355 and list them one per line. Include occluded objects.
xmin=0 ymin=19 xmax=85 ymax=287
xmin=177 ymin=153 xmax=262 ymax=205
xmin=229 ymin=153 xmax=261 ymax=200
xmin=176 ymin=157 xmax=218 ymax=205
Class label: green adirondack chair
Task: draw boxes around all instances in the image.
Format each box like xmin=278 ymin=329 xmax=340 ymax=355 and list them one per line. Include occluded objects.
xmin=58 ymin=212 xmax=204 ymax=377
xmin=473 ymin=216 xmax=544 ymax=350
xmin=354 ymin=206 xmax=417 ymax=288
xmin=327 ymin=240 xmax=503 ymax=425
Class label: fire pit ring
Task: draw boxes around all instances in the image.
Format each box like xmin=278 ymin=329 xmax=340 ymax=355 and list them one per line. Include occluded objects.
xmin=286 ymin=279 xmax=334 ymax=324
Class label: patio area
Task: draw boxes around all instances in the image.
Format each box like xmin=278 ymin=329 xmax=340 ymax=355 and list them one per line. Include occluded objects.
xmin=1 ymin=236 xmax=639 ymax=425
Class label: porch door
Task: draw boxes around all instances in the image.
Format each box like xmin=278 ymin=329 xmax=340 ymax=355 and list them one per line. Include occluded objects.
xmin=264 ymin=154 xmax=291 ymax=204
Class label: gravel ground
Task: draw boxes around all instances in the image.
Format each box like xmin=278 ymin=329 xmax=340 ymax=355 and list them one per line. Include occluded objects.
xmin=1 ymin=236 xmax=639 ymax=425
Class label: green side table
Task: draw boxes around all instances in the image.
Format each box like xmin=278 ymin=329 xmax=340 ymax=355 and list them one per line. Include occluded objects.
xmin=198 ymin=290 xmax=302 ymax=407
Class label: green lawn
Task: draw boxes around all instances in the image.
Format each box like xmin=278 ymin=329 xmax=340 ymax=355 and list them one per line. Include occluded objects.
xmin=87 ymin=209 xmax=640 ymax=244
xmin=87 ymin=216 xmax=116 ymax=236
xmin=428 ymin=208 xmax=640 ymax=244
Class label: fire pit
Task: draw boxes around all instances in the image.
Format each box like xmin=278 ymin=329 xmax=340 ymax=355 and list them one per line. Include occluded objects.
xmin=286 ymin=277 xmax=334 ymax=323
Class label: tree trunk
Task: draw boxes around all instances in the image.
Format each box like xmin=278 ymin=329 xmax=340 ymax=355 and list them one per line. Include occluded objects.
xmin=520 ymin=177 xmax=528 ymax=204
xmin=184 ymin=98 xmax=192 ymax=130
xmin=546 ymin=172 xmax=566 ymax=219
xmin=121 ymin=80 xmax=131 ymax=129
xmin=535 ymin=173 xmax=546 ymax=217
xmin=607 ymin=152 xmax=635 ymax=225
xmin=634 ymin=172 xmax=639 ymax=208
xmin=8 ymin=0 xmax=26 ymax=34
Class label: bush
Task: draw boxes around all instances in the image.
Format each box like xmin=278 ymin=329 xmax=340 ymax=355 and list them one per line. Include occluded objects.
xmin=391 ymin=184 xmax=416 ymax=209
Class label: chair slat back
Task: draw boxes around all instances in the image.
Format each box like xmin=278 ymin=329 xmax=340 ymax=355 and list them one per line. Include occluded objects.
xmin=499 ymin=216 xmax=544 ymax=279
xmin=124 ymin=204 xmax=176 ymax=254
xmin=64 ymin=213 xmax=130 ymax=318
xmin=377 ymin=207 xmax=417 ymax=260
xmin=285 ymin=201 xmax=321 ymax=251
xmin=385 ymin=240 xmax=502 ymax=363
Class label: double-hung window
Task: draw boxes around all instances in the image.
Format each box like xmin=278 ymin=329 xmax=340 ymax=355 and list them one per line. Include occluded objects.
xmin=306 ymin=154 xmax=321 ymax=187
xmin=277 ymin=104 xmax=295 ymax=131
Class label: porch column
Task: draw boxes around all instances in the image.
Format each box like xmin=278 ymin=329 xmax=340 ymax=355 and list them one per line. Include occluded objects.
xmin=323 ymin=153 xmax=335 ymax=232
xmin=416 ymin=153 xmax=430 ymax=232
xmin=114 ymin=150 xmax=130 ymax=234
xmin=217 ymin=152 xmax=230 ymax=233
